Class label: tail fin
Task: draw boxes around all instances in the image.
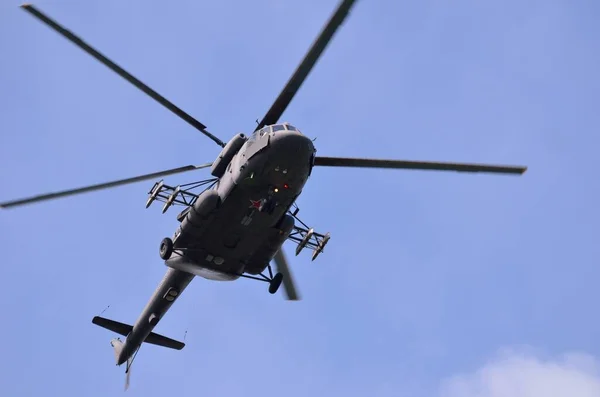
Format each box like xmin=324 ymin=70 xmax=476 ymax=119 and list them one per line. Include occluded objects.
xmin=110 ymin=338 xmax=133 ymax=391
xmin=110 ymin=338 xmax=125 ymax=364
xmin=92 ymin=316 xmax=185 ymax=350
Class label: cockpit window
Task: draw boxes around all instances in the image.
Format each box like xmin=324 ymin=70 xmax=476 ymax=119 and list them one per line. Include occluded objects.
xmin=272 ymin=124 xmax=286 ymax=132
xmin=286 ymin=124 xmax=297 ymax=131
xmin=249 ymin=126 xmax=270 ymax=142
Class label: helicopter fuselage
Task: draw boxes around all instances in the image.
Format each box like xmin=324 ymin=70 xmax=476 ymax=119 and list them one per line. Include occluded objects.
xmin=115 ymin=124 xmax=316 ymax=365
xmin=167 ymin=124 xmax=316 ymax=280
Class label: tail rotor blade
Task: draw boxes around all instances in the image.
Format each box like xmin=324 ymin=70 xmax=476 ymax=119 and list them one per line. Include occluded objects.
xmin=124 ymin=359 xmax=132 ymax=391
xmin=273 ymin=249 xmax=300 ymax=300
xmin=20 ymin=4 xmax=225 ymax=147
xmin=0 ymin=163 xmax=213 ymax=209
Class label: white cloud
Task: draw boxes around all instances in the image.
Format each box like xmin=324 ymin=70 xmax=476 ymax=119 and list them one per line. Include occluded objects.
xmin=439 ymin=348 xmax=600 ymax=397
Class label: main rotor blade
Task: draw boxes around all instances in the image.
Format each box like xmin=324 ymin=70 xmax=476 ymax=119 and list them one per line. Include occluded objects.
xmin=0 ymin=163 xmax=212 ymax=209
xmin=255 ymin=0 xmax=358 ymax=131
xmin=273 ymin=249 xmax=300 ymax=301
xmin=20 ymin=4 xmax=225 ymax=147
xmin=313 ymin=157 xmax=527 ymax=175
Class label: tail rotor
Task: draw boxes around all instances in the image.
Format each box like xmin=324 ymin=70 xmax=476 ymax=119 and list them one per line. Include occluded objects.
xmin=110 ymin=338 xmax=136 ymax=391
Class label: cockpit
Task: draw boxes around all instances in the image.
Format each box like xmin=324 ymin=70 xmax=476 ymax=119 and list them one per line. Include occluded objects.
xmin=252 ymin=123 xmax=301 ymax=139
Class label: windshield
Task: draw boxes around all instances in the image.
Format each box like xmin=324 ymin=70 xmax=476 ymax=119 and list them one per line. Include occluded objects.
xmin=249 ymin=126 xmax=270 ymax=142
xmin=251 ymin=124 xmax=302 ymax=137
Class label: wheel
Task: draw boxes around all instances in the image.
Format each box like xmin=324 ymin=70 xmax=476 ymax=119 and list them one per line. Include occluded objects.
xmin=159 ymin=237 xmax=174 ymax=260
xmin=268 ymin=272 xmax=284 ymax=294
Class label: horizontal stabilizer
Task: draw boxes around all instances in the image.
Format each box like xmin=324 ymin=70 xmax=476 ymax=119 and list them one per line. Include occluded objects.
xmin=92 ymin=316 xmax=185 ymax=350
xmin=93 ymin=316 xmax=131 ymax=337
xmin=145 ymin=331 xmax=185 ymax=350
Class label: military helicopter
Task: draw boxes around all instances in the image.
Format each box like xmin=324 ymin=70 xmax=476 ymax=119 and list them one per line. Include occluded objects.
xmin=2 ymin=0 xmax=526 ymax=390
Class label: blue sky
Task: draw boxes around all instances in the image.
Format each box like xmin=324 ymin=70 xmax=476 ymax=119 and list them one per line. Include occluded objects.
xmin=1 ymin=0 xmax=599 ymax=396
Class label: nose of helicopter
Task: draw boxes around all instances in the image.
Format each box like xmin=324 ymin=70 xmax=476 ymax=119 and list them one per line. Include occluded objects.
xmin=269 ymin=130 xmax=314 ymax=161
xmin=265 ymin=130 xmax=315 ymax=188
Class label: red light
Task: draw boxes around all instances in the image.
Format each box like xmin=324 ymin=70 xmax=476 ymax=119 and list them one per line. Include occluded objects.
xmin=283 ymin=184 xmax=289 ymax=189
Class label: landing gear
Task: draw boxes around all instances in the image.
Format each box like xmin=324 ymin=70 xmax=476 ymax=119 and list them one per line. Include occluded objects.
xmin=268 ymin=272 xmax=283 ymax=294
xmin=159 ymin=237 xmax=173 ymax=260
xmin=236 ymin=265 xmax=285 ymax=296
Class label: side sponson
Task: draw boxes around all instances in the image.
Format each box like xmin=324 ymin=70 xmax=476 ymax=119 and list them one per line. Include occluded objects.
xmin=92 ymin=316 xmax=185 ymax=350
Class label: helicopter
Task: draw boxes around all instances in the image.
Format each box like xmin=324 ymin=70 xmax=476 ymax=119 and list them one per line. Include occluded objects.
xmin=2 ymin=0 xmax=526 ymax=390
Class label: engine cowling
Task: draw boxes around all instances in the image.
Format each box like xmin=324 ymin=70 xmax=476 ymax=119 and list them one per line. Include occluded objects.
xmin=175 ymin=189 xmax=221 ymax=247
xmin=210 ymin=133 xmax=247 ymax=178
